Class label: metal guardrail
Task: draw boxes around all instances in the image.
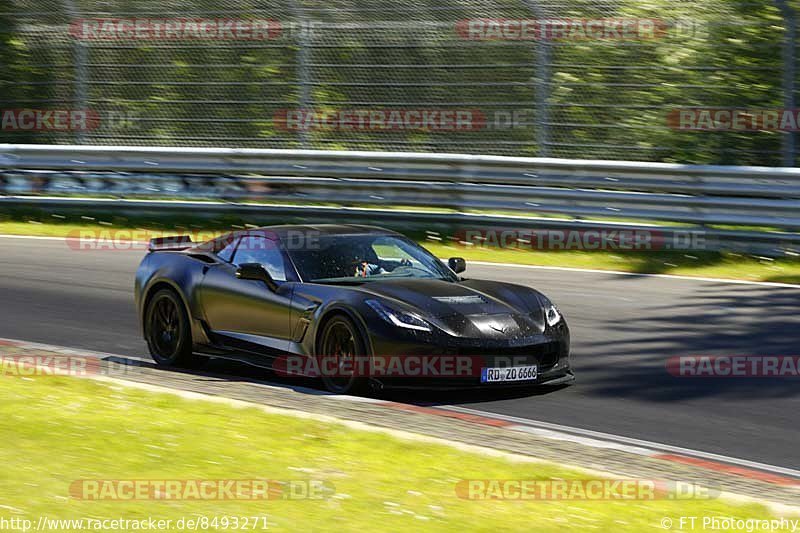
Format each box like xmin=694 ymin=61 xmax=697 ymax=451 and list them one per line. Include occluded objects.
xmin=2 ymin=144 xmax=800 ymax=254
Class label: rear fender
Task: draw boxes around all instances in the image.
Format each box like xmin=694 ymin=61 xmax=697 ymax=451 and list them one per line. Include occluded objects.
xmin=136 ymin=252 xmax=211 ymax=346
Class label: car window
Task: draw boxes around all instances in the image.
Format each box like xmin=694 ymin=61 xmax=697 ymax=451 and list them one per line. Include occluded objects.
xmin=232 ymin=235 xmax=287 ymax=282
xmin=287 ymin=234 xmax=456 ymax=283
xmin=372 ymin=238 xmax=416 ymax=262
xmin=215 ymin=236 xmax=239 ymax=263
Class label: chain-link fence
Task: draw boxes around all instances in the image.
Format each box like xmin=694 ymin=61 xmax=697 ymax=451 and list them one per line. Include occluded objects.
xmin=1 ymin=0 xmax=798 ymax=165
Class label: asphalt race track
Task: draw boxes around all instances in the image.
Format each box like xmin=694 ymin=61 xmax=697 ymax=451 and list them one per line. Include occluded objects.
xmin=1 ymin=235 xmax=799 ymax=469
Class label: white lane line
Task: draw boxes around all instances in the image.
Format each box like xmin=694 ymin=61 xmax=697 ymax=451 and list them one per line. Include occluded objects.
xmin=0 ymin=337 xmax=151 ymax=362
xmin=0 ymin=234 xmax=797 ymax=288
xmin=508 ymin=425 xmax=656 ymax=457
xmin=439 ymin=405 xmax=800 ymax=478
xmin=0 ymin=234 xmax=72 ymax=241
xmin=0 ymin=234 xmax=143 ymax=246
xmin=0 ymin=337 xmax=386 ymax=402
xmin=463 ymin=260 xmax=800 ymax=289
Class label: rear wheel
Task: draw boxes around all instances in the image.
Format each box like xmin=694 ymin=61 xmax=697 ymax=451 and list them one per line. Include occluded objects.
xmin=144 ymin=288 xmax=202 ymax=368
xmin=318 ymin=315 xmax=369 ymax=395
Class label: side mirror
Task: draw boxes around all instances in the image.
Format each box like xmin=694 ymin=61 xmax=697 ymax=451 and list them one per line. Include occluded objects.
xmin=235 ymin=263 xmax=278 ymax=292
xmin=448 ymin=257 xmax=466 ymax=274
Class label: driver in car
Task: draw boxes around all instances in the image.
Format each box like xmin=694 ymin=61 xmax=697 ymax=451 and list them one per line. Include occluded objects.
xmin=353 ymin=257 xmax=386 ymax=277
xmin=351 ymin=253 xmax=413 ymax=277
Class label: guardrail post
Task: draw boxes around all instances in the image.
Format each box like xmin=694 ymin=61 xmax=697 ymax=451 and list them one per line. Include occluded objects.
xmin=776 ymin=0 xmax=797 ymax=166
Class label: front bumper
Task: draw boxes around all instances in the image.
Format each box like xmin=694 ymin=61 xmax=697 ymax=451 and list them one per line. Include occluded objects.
xmin=365 ymin=319 xmax=572 ymax=389
xmin=374 ymin=369 xmax=575 ymax=391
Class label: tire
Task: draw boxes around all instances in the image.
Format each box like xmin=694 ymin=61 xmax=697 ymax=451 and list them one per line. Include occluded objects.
xmin=317 ymin=315 xmax=370 ymax=395
xmin=144 ymin=288 xmax=203 ymax=368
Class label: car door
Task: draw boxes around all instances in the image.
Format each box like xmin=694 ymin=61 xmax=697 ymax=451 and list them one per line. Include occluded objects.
xmin=198 ymin=233 xmax=294 ymax=354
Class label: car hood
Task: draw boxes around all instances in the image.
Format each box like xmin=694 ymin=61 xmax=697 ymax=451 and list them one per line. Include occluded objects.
xmin=357 ymin=278 xmax=548 ymax=337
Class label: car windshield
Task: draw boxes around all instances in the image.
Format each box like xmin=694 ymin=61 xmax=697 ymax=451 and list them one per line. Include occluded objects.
xmin=287 ymin=234 xmax=457 ymax=283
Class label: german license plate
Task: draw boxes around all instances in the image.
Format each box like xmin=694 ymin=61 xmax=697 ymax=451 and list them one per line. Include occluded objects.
xmin=481 ymin=365 xmax=538 ymax=383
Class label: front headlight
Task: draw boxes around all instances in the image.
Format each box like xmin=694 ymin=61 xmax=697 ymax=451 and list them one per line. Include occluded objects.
xmin=366 ymin=299 xmax=432 ymax=332
xmin=545 ymin=304 xmax=562 ymax=327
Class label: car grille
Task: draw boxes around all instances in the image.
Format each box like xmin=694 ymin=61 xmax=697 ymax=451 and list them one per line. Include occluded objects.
xmin=458 ymin=341 xmax=562 ymax=370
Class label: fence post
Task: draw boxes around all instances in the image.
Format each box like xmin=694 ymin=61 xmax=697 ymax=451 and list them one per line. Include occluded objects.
xmin=290 ymin=1 xmax=312 ymax=149
xmin=524 ymin=1 xmax=551 ymax=157
xmin=776 ymin=0 xmax=797 ymax=166
xmin=62 ymin=0 xmax=88 ymax=144
xmin=535 ymin=42 xmax=552 ymax=158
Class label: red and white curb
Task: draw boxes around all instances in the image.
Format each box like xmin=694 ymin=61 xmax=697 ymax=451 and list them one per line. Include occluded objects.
xmin=3 ymin=336 xmax=800 ymax=491
xmin=431 ymin=405 xmax=800 ymax=488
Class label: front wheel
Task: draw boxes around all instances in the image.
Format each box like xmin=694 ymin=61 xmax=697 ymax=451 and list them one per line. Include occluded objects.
xmin=317 ymin=315 xmax=369 ymax=395
xmin=144 ymin=288 xmax=202 ymax=368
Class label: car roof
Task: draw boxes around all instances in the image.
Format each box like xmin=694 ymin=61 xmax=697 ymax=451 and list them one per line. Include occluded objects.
xmin=192 ymin=225 xmax=403 ymax=253
xmin=242 ymin=224 xmax=401 ymax=238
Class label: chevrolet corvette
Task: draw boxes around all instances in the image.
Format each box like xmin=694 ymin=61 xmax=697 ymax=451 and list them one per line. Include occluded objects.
xmin=135 ymin=225 xmax=573 ymax=393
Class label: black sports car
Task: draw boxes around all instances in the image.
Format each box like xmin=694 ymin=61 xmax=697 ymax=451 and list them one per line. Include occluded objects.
xmin=135 ymin=225 xmax=573 ymax=393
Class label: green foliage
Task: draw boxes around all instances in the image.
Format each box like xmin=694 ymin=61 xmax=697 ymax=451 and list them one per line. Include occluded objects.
xmin=0 ymin=0 xmax=797 ymax=164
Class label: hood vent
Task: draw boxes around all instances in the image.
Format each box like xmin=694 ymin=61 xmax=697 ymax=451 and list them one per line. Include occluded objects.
xmin=432 ymin=295 xmax=487 ymax=305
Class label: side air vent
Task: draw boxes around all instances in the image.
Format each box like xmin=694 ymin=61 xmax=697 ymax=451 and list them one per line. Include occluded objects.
xmin=188 ymin=254 xmax=216 ymax=264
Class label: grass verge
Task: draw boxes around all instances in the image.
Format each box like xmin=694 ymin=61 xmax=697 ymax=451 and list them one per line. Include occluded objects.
xmin=0 ymin=375 xmax=781 ymax=531
xmin=0 ymin=215 xmax=799 ymax=284
xmin=423 ymin=241 xmax=800 ymax=284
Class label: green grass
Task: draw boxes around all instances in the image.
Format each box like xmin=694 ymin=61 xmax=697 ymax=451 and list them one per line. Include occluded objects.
xmin=423 ymin=241 xmax=800 ymax=284
xmin=0 ymin=376 xmax=781 ymax=531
